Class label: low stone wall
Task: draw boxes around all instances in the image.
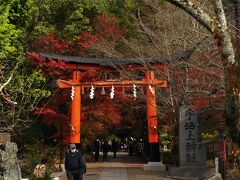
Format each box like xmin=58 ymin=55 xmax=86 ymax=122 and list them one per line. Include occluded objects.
xmin=0 ymin=142 xmax=21 ymax=180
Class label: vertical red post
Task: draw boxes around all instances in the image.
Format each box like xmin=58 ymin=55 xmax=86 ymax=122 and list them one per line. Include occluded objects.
xmin=146 ymin=71 xmax=158 ymax=143
xmin=70 ymin=71 xmax=81 ymax=143
xmin=219 ymin=140 xmax=227 ymax=180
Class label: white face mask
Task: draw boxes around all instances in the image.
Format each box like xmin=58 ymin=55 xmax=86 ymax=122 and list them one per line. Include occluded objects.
xmin=70 ymin=148 xmax=76 ymax=153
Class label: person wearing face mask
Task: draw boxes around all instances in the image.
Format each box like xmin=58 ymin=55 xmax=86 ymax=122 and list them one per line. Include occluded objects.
xmin=65 ymin=143 xmax=87 ymax=180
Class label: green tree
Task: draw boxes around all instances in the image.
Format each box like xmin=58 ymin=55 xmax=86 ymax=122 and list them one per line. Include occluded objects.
xmin=27 ymin=0 xmax=115 ymax=41
xmin=0 ymin=0 xmax=50 ymax=134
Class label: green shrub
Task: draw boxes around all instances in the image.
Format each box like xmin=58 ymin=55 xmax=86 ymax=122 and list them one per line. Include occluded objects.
xmin=23 ymin=141 xmax=56 ymax=177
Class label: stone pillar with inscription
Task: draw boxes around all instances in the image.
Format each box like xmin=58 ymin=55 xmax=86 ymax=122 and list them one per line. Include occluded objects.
xmin=170 ymin=106 xmax=217 ymax=179
xmin=0 ymin=133 xmax=21 ymax=180
xmin=179 ymin=106 xmax=206 ymax=166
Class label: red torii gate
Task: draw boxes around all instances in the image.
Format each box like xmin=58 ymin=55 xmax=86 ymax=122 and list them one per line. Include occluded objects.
xmin=39 ymin=52 xmax=168 ymax=161
xmin=58 ymin=71 xmax=167 ymax=143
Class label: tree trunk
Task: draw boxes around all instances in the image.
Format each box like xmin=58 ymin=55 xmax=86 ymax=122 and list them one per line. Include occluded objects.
xmin=224 ymin=0 xmax=240 ymax=144
xmin=165 ymin=0 xmax=238 ymax=143
xmin=211 ymin=0 xmax=235 ymax=64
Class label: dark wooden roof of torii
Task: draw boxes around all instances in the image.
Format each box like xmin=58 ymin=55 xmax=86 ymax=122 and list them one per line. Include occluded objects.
xmin=39 ymin=47 xmax=196 ymax=70
xmin=39 ymin=48 xmax=195 ymax=66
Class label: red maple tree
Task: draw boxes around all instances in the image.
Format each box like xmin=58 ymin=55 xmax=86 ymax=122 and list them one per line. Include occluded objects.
xmin=28 ymin=14 xmax=129 ymax=145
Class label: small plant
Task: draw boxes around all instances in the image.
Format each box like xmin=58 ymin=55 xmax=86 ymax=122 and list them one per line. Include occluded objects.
xmin=23 ymin=141 xmax=56 ymax=178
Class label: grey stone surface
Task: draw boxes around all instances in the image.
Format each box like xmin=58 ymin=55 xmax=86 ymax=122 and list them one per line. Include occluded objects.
xmin=143 ymin=162 xmax=166 ymax=171
xmin=171 ymin=106 xmax=215 ymax=179
xmin=0 ymin=142 xmax=21 ymax=180
xmin=179 ymin=106 xmax=206 ymax=166
xmin=99 ymin=168 xmax=128 ymax=180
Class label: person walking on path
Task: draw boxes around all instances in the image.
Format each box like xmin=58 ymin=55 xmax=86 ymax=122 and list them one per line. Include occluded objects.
xmin=93 ymin=139 xmax=100 ymax=162
xmin=112 ymin=139 xmax=118 ymax=158
xmin=136 ymin=139 xmax=144 ymax=157
xmin=128 ymin=138 xmax=134 ymax=156
xmin=102 ymin=140 xmax=110 ymax=162
xmin=65 ymin=143 xmax=87 ymax=180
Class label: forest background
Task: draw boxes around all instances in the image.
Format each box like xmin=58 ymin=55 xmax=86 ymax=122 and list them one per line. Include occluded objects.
xmin=0 ymin=0 xmax=240 ymax=178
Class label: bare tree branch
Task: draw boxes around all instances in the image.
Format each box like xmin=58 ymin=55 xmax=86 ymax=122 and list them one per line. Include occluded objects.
xmin=0 ymin=73 xmax=13 ymax=92
xmin=0 ymin=92 xmax=17 ymax=105
xmin=0 ymin=63 xmax=19 ymax=105
xmin=165 ymin=0 xmax=235 ymax=65
xmin=164 ymin=0 xmax=213 ymax=32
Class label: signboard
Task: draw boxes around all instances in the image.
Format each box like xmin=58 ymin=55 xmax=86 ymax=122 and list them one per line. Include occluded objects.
xmin=179 ymin=106 xmax=206 ymax=166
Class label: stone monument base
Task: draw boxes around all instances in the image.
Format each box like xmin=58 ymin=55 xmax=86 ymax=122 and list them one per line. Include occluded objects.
xmin=170 ymin=166 xmax=216 ymax=179
xmin=208 ymin=174 xmax=222 ymax=180
xmin=143 ymin=162 xmax=166 ymax=171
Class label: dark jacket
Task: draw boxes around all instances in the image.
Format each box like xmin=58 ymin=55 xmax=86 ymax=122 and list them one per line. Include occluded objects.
xmin=112 ymin=140 xmax=117 ymax=152
xmin=102 ymin=142 xmax=110 ymax=153
xmin=65 ymin=151 xmax=86 ymax=173
xmin=93 ymin=140 xmax=100 ymax=152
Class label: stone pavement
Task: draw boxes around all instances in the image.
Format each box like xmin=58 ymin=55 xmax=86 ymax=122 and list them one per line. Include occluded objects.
xmin=100 ymin=168 xmax=127 ymax=180
xmin=57 ymin=152 xmax=171 ymax=180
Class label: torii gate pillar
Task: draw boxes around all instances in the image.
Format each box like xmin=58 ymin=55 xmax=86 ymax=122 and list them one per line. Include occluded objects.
xmin=146 ymin=71 xmax=160 ymax=162
xmin=70 ymin=70 xmax=81 ymax=144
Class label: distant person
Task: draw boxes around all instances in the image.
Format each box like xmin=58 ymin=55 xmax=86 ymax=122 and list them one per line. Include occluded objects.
xmin=124 ymin=139 xmax=128 ymax=152
xmin=128 ymin=137 xmax=134 ymax=156
xmin=108 ymin=140 xmax=112 ymax=147
xmin=112 ymin=139 xmax=118 ymax=158
xmin=102 ymin=140 xmax=110 ymax=162
xmin=93 ymin=139 xmax=100 ymax=162
xmin=65 ymin=143 xmax=87 ymax=180
xmin=136 ymin=139 xmax=144 ymax=157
